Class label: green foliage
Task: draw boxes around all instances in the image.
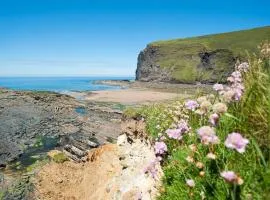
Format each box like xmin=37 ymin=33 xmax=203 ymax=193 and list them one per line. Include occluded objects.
xmin=136 ymin=43 xmax=270 ymax=199
xmin=52 ymin=153 xmax=68 ymax=163
xmin=150 ymin=26 xmax=270 ymax=83
xmin=123 ymin=107 xmax=141 ymax=119
xmin=0 ymin=191 xmax=4 ymax=200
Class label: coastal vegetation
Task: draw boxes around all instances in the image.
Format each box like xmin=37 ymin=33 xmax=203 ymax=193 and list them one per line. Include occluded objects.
xmin=128 ymin=42 xmax=270 ymax=199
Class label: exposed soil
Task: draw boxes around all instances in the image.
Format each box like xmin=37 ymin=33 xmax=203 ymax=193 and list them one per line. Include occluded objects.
xmin=35 ymin=120 xmax=162 ymax=200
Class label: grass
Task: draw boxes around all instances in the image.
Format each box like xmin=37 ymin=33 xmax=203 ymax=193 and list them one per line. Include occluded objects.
xmin=130 ymin=42 xmax=270 ymax=199
xmin=0 ymin=191 xmax=4 ymax=200
xmin=148 ymin=26 xmax=270 ymax=83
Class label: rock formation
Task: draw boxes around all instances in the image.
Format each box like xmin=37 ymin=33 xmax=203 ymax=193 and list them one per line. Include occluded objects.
xmin=136 ymin=26 xmax=270 ymax=83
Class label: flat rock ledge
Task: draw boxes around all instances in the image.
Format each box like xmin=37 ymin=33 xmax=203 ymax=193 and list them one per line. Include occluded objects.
xmin=35 ymin=122 xmax=163 ymax=200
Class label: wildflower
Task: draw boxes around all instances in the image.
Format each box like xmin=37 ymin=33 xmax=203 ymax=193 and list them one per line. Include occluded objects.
xmin=185 ymin=100 xmax=199 ymax=111
xmin=195 ymin=109 xmax=205 ymax=115
xmin=166 ymin=128 xmax=182 ymax=140
xmin=200 ymin=191 xmax=206 ymax=199
xmin=233 ymin=87 xmax=243 ymax=101
xmin=199 ymin=171 xmax=205 ymax=177
xmin=236 ymin=62 xmax=249 ymax=73
xmin=154 ymin=141 xmax=167 ymax=155
xmin=189 ymin=144 xmax=197 ymax=152
xmin=223 ymin=89 xmax=235 ymax=102
xmin=237 ymin=177 xmax=244 ymax=185
xmin=225 ymin=132 xmax=249 ymax=153
xmin=197 ymin=96 xmax=208 ymax=104
xmin=160 ymin=136 xmax=166 ymax=141
xmin=221 ymin=171 xmax=237 ymax=182
xmin=186 ymin=156 xmax=194 ymax=163
xmin=213 ymin=103 xmax=227 ymax=114
xmin=177 ymin=119 xmax=190 ymax=134
xmin=186 ymin=179 xmax=195 ymax=187
xmin=197 ymin=126 xmax=220 ymax=145
xmin=196 ymin=162 xmax=204 ymax=169
xmin=200 ymin=100 xmax=212 ymax=112
xmin=213 ymin=83 xmax=224 ymax=91
xmin=206 ymin=152 xmax=216 ymax=160
xmin=228 ymin=71 xmax=242 ymax=83
xmin=220 ymin=171 xmax=243 ymax=185
xmin=209 ymin=113 xmax=219 ymax=126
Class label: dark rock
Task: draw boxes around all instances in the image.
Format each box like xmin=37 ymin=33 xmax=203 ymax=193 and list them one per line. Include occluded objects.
xmin=136 ymin=44 xmax=236 ymax=83
xmin=0 ymin=89 xmax=121 ymax=166
xmin=136 ymin=45 xmax=173 ymax=82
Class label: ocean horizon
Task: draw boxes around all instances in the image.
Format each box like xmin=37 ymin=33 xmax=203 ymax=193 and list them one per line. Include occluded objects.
xmin=0 ymin=76 xmax=134 ymax=92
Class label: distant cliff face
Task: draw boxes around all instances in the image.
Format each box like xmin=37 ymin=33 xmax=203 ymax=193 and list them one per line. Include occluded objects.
xmin=136 ymin=45 xmax=236 ymax=83
xmin=136 ymin=45 xmax=174 ymax=82
xmin=136 ymin=26 xmax=270 ymax=83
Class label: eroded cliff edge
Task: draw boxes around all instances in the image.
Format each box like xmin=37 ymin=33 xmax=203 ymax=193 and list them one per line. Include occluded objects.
xmin=136 ymin=44 xmax=236 ymax=83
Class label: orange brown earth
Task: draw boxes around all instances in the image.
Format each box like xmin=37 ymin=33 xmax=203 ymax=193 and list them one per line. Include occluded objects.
xmin=34 ymin=120 xmax=163 ymax=200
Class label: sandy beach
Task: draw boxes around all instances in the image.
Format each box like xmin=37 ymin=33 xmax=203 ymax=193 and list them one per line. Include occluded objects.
xmin=67 ymin=81 xmax=211 ymax=105
xmin=84 ymin=88 xmax=186 ymax=104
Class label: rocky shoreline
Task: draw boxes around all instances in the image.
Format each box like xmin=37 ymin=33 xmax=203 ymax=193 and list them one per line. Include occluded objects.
xmin=0 ymin=88 xmax=123 ymax=167
xmin=0 ymin=82 xmax=207 ymax=199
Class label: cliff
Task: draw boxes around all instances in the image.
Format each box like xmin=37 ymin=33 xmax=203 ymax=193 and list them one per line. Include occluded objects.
xmin=136 ymin=26 xmax=270 ymax=83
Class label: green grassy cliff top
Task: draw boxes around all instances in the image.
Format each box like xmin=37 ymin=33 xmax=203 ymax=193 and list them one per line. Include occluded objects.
xmin=151 ymin=26 xmax=270 ymax=56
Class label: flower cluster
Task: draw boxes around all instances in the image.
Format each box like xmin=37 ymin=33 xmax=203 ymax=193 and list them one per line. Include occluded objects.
xmin=154 ymin=141 xmax=167 ymax=155
xmin=185 ymin=100 xmax=199 ymax=111
xmin=214 ymin=62 xmax=249 ymax=103
xmin=146 ymin=62 xmax=251 ymax=192
xmin=197 ymin=126 xmax=220 ymax=145
xmin=225 ymin=132 xmax=249 ymax=153
xmin=166 ymin=119 xmax=190 ymax=140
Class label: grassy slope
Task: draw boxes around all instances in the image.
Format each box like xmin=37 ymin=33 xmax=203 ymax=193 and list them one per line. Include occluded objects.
xmin=150 ymin=26 xmax=270 ymax=82
xmin=126 ymin=44 xmax=270 ymax=199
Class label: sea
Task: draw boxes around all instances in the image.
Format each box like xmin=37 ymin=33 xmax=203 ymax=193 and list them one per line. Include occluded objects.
xmin=0 ymin=76 xmax=134 ymax=92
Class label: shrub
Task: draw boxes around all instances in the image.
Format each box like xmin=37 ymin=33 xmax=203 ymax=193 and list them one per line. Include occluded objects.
xmin=52 ymin=153 xmax=69 ymax=163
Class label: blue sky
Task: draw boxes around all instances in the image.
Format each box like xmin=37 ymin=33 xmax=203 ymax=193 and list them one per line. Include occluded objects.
xmin=0 ymin=0 xmax=269 ymax=77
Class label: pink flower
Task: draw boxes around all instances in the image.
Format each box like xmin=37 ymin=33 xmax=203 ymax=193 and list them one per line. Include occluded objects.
xmin=185 ymin=100 xmax=199 ymax=111
xmin=225 ymin=132 xmax=249 ymax=153
xmin=177 ymin=119 xmax=190 ymax=134
xmin=186 ymin=179 xmax=195 ymax=187
xmin=209 ymin=113 xmax=219 ymax=126
xmin=213 ymin=84 xmax=224 ymax=91
xmin=166 ymin=120 xmax=189 ymax=140
xmin=154 ymin=141 xmax=167 ymax=155
xmin=197 ymin=126 xmax=220 ymax=145
xmin=221 ymin=171 xmax=244 ymax=185
xmin=220 ymin=171 xmax=237 ymax=182
xmin=166 ymin=128 xmax=182 ymax=140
